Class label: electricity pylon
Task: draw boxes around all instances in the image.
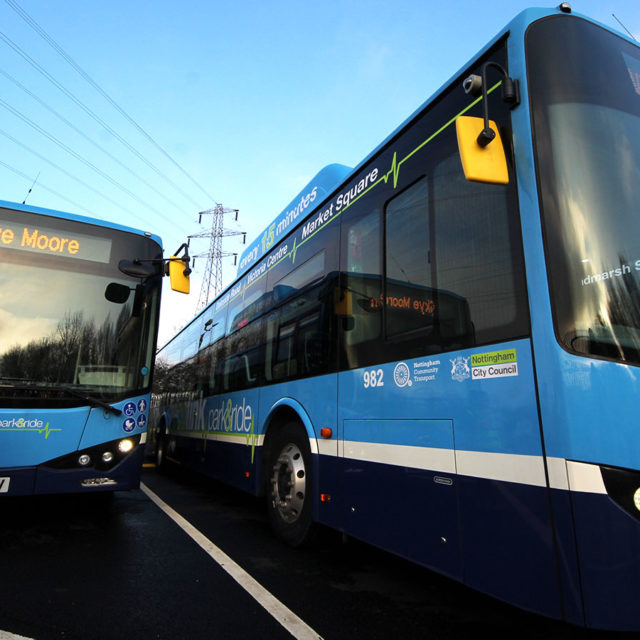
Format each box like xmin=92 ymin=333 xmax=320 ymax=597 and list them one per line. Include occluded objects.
xmin=189 ymin=205 xmax=245 ymax=311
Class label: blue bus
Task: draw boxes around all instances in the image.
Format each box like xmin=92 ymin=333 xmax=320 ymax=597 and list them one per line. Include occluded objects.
xmin=152 ymin=5 xmax=640 ymax=630
xmin=0 ymin=200 xmax=189 ymax=496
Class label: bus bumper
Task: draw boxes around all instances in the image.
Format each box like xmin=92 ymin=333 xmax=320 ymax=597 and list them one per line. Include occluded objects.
xmin=0 ymin=445 xmax=145 ymax=496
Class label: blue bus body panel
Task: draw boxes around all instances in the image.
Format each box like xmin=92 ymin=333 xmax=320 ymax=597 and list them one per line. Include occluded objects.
xmin=0 ymin=407 xmax=90 ymax=467
xmin=79 ymin=394 xmax=151 ymax=448
xmin=259 ymin=375 xmax=337 ymax=443
xmin=538 ymin=349 xmax=640 ymax=467
xmin=329 ymin=338 xmax=561 ymax=616
xmin=338 ymin=339 xmax=540 ymax=455
xmin=166 ymin=388 xmax=261 ymax=492
xmin=0 ymin=395 xmax=150 ymax=495
xmin=166 ymin=377 xmax=337 ymax=495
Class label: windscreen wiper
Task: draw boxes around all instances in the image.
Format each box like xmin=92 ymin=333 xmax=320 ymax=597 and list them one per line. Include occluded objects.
xmin=0 ymin=383 xmax=122 ymax=416
xmin=59 ymin=386 xmax=123 ymax=416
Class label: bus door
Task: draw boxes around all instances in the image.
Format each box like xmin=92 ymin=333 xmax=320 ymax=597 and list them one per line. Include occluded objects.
xmin=336 ymin=365 xmax=461 ymax=579
xmin=335 ymin=270 xmax=462 ymax=579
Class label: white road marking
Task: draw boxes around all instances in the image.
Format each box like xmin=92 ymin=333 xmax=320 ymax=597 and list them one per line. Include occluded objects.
xmin=0 ymin=632 xmax=35 ymax=639
xmin=141 ymin=483 xmax=323 ymax=640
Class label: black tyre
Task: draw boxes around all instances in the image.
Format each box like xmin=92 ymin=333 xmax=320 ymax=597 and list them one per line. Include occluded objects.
xmin=267 ymin=422 xmax=315 ymax=547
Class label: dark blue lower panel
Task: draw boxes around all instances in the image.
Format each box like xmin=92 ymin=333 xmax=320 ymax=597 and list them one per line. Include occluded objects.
xmin=0 ymin=467 xmax=37 ymax=496
xmin=570 ymin=489 xmax=640 ymax=631
xmin=548 ymin=489 xmax=585 ymax=627
xmin=457 ymin=474 xmax=562 ymax=620
xmin=172 ymin=435 xmax=260 ymax=494
xmin=321 ymin=454 xmax=462 ymax=580
xmin=316 ymin=455 xmax=563 ymax=622
xmin=0 ymin=446 xmax=145 ymax=496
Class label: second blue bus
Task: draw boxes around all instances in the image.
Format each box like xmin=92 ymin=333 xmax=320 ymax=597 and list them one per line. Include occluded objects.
xmin=153 ymin=5 xmax=640 ymax=631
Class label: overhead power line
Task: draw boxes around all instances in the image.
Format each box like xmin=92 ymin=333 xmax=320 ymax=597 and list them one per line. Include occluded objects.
xmin=0 ymin=67 xmax=188 ymax=216
xmin=3 ymin=0 xmax=216 ymax=203
xmin=0 ymin=27 xmax=203 ymax=211
xmin=0 ymin=160 xmax=89 ymax=213
xmin=0 ymin=96 xmax=182 ymax=226
xmin=0 ymin=127 xmax=159 ymax=229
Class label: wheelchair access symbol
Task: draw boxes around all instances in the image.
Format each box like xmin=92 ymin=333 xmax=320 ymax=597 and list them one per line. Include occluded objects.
xmin=123 ymin=402 xmax=137 ymax=417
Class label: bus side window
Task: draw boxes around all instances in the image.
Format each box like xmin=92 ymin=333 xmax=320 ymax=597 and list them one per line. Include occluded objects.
xmin=339 ymin=207 xmax=383 ymax=369
xmin=384 ymin=178 xmax=436 ymax=339
xmin=222 ymin=318 xmax=265 ymax=392
xmin=300 ymin=311 xmax=323 ymax=373
xmin=273 ymin=322 xmax=296 ymax=380
xmin=432 ymin=154 xmax=526 ymax=345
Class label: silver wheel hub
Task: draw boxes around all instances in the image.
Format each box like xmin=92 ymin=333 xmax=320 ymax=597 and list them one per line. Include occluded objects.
xmin=271 ymin=442 xmax=306 ymax=523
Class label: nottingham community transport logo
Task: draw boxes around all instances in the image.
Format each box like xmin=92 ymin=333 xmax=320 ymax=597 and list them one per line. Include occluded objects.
xmin=450 ymin=356 xmax=470 ymax=382
xmin=393 ymin=362 xmax=412 ymax=388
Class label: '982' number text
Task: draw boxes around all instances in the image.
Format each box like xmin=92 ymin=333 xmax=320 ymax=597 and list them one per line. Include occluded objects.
xmin=363 ymin=369 xmax=384 ymax=388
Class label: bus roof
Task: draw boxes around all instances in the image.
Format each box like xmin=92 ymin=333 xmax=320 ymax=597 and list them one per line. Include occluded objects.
xmin=0 ymin=198 xmax=163 ymax=248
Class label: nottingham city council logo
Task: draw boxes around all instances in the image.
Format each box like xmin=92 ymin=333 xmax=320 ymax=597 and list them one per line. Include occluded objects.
xmin=393 ymin=362 xmax=412 ymax=388
xmin=450 ymin=356 xmax=470 ymax=382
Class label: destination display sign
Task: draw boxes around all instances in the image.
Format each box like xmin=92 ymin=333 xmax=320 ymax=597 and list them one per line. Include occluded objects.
xmin=0 ymin=219 xmax=112 ymax=263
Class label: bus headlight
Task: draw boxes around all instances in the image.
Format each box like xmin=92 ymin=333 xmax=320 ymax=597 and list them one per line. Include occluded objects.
xmin=118 ymin=439 xmax=134 ymax=454
xmin=633 ymin=488 xmax=640 ymax=512
xmin=78 ymin=454 xmax=91 ymax=466
xmin=42 ymin=434 xmax=141 ymax=470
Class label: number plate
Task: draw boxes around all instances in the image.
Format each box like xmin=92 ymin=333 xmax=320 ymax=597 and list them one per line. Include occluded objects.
xmin=0 ymin=477 xmax=10 ymax=493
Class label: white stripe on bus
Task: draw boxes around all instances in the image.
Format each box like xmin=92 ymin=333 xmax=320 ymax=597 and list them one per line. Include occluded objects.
xmin=163 ymin=433 xmax=609 ymax=495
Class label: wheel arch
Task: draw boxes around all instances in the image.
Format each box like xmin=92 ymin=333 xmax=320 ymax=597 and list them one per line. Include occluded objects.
xmin=260 ymin=398 xmax=318 ymax=496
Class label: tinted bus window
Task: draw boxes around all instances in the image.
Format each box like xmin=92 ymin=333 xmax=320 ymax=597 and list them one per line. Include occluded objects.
xmin=385 ymin=178 xmax=435 ymax=338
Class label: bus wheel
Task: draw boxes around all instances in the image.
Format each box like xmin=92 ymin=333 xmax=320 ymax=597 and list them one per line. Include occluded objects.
xmin=267 ymin=423 xmax=315 ymax=547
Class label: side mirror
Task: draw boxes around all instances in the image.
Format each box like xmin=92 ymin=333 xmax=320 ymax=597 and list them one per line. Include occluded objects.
xmin=118 ymin=259 xmax=157 ymax=278
xmin=456 ymin=116 xmax=509 ymax=184
xmin=169 ymin=256 xmax=190 ymax=294
xmin=105 ymin=282 xmax=131 ymax=303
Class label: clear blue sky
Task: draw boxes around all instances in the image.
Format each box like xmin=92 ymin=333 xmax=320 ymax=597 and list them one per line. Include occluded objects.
xmin=0 ymin=0 xmax=638 ymax=343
